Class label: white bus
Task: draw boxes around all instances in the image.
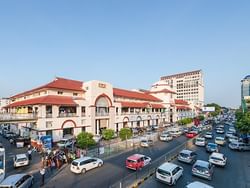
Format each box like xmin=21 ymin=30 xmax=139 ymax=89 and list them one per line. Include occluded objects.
xmin=0 ymin=147 xmax=5 ymax=183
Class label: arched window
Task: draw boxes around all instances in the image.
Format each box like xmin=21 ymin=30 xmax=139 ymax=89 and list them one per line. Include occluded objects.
xmin=96 ymin=97 xmax=109 ymax=116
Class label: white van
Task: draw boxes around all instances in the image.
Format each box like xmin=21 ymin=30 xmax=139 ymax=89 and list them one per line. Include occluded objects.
xmin=156 ymin=162 xmax=183 ymax=185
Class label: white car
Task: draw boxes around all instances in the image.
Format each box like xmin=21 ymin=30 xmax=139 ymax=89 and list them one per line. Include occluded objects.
xmin=228 ymin=136 xmax=239 ymax=143
xmin=215 ymin=137 xmax=226 ymax=146
xmin=13 ymin=154 xmax=29 ymax=168
xmin=57 ymin=135 xmax=75 ymax=148
xmin=209 ymin=152 xmax=227 ymax=167
xmin=140 ymin=139 xmax=153 ymax=147
xmin=0 ymin=174 xmax=34 ymax=188
xmin=156 ymin=162 xmax=183 ymax=185
xmin=70 ymin=157 xmax=103 ymax=174
xmin=160 ymin=133 xmax=173 ymax=142
xmin=195 ymin=137 xmax=206 ymax=146
xmin=216 ymin=128 xmax=224 ymax=134
xmin=186 ymin=181 xmax=214 ymax=188
xmin=204 ymin=132 xmax=213 ymax=139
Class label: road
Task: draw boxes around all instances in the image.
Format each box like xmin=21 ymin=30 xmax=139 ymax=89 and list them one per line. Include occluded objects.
xmin=140 ymin=127 xmax=250 ymax=188
xmin=46 ymin=135 xmax=188 ymax=188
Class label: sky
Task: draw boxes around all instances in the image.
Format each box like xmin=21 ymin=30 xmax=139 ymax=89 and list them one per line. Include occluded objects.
xmin=0 ymin=0 xmax=250 ymax=108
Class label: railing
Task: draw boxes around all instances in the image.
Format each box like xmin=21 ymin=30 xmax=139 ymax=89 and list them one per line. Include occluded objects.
xmin=58 ymin=113 xmax=77 ymax=118
xmin=0 ymin=113 xmax=38 ymax=121
xmin=96 ymin=112 xmax=109 ymax=117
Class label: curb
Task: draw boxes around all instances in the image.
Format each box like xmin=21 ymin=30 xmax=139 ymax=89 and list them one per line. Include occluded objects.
xmin=43 ymin=164 xmax=69 ymax=187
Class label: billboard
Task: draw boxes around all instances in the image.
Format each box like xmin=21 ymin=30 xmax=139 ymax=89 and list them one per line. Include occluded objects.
xmin=202 ymin=107 xmax=215 ymax=112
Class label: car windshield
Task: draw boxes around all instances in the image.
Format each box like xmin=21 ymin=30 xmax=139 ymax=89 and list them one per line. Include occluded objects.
xmin=16 ymin=158 xmax=27 ymax=162
xmin=127 ymin=159 xmax=136 ymax=163
xmin=196 ymin=138 xmax=204 ymax=142
xmin=157 ymin=168 xmax=171 ymax=176
xmin=72 ymin=161 xmax=79 ymax=166
xmin=208 ymin=144 xmax=217 ymax=148
xmin=179 ymin=153 xmax=189 ymax=158
xmin=194 ymin=165 xmax=208 ymax=172
xmin=58 ymin=140 xmax=66 ymax=144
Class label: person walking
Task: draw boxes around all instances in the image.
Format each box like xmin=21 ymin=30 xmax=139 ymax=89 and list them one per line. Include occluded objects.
xmin=40 ymin=167 xmax=46 ymax=186
xmin=27 ymin=149 xmax=32 ymax=161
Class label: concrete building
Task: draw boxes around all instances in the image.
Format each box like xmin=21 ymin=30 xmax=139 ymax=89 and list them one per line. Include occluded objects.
xmin=160 ymin=70 xmax=204 ymax=108
xmin=0 ymin=98 xmax=10 ymax=113
xmin=0 ymin=76 xmax=202 ymax=143
xmin=241 ymin=75 xmax=250 ymax=111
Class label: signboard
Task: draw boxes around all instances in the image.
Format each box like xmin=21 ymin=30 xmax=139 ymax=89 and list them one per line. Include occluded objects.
xmin=40 ymin=135 xmax=52 ymax=150
xmin=202 ymin=107 xmax=215 ymax=112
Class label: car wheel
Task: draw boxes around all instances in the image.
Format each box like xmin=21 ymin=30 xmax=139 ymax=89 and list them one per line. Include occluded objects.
xmin=81 ymin=168 xmax=86 ymax=174
xmin=98 ymin=163 xmax=102 ymax=167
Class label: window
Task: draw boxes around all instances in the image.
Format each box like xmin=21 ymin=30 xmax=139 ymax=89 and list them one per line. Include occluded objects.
xmin=73 ymin=93 xmax=78 ymax=96
xmin=58 ymin=91 xmax=63 ymax=95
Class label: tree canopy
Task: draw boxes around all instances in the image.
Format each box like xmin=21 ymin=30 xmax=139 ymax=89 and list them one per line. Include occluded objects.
xmin=102 ymin=129 xmax=115 ymax=140
xmin=119 ymin=128 xmax=132 ymax=141
xmin=76 ymin=132 xmax=96 ymax=149
xmin=236 ymin=111 xmax=250 ymax=134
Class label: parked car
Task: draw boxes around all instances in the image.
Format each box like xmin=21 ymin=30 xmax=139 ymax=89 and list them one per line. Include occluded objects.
xmin=195 ymin=137 xmax=206 ymax=147
xmin=225 ymin=131 xmax=235 ymax=138
xmin=155 ymin=162 xmax=183 ymax=185
xmin=57 ymin=135 xmax=75 ymax=148
xmin=159 ymin=133 xmax=173 ymax=142
xmin=204 ymin=132 xmax=213 ymax=139
xmin=126 ymin=154 xmax=151 ymax=170
xmin=206 ymin=143 xmax=219 ymax=153
xmin=228 ymin=136 xmax=239 ymax=143
xmin=215 ymin=137 xmax=226 ymax=146
xmin=70 ymin=157 xmax=103 ymax=174
xmin=178 ymin=150 xmax=197 ymax=164
xmin=186 ymin=181 xmax=214 ymax=188
xmin=13 ymin=154 xmax=29 ymax=168
xmin=192 ymin=160 xmax=214 ymax=180
xmin=140 ymin=139 xmax=153 ymax=147
xmin=228 ymin=127 xmax=236 ymax=133
xmin=0 ymin=174 xmax=34 ymax=188
xmin=229 ymin=141 xmax=250 ymax=151
xmin=209 ymin=152 xmax=227 ymax=167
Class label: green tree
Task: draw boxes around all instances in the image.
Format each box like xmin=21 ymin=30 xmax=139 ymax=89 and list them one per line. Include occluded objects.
xmin=76 ymin=132 xmax=96 ymax=149
xmin=102 ymin=129 xmax=115 ymax=140
xmin=236 ymin=111 xmax=250 ymax=134
xmin=177 ymin=118 xmax=193 ymax=125
xmin=197 ymin=115 xmax=205 ymax=121
xmin=119 ymin=128 xmax=132 ymax=141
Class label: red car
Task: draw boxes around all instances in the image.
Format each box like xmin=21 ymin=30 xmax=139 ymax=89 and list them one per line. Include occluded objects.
xmin=186 ymin=131 xmax=197 ymax=138
xmin=126 ymin=154 xmax=151 ymax=170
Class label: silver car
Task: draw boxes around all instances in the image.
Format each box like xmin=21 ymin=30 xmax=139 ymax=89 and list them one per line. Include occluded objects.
xmin=178 ymin=150 xmax=197 ymax=164
xmin=192 ymin=160 xmax=214 ymax=180
xmin=0 ymin=174 xmax=34 ymax=188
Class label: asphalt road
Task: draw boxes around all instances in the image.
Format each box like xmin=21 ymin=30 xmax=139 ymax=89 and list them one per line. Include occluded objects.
xmin=46 ymin=135 xmax=188 ymax=188
xmin=140 ymin=127 xmax=250 ymax=188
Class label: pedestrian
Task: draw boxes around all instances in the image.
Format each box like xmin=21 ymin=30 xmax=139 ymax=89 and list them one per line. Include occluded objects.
xmin=40 ymin=167 xmax=46 ymax=186
xmin=80 ymin=151 xmax=84 ymax=158
xmin=28 ymin=149 xmax=32 ymax=160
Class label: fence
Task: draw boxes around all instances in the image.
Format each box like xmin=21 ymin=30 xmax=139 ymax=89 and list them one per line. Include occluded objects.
xmin=86 ymin=132 xmax=159 ymax=159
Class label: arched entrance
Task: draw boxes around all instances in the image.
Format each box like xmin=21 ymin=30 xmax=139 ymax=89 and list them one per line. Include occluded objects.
xmin=123 ymin=117 xmax=129 ymax=128
xmin=61 ymin=120 xmax=76 ymax=137
xmin=137 ymin=116 xmax=142 ymax=127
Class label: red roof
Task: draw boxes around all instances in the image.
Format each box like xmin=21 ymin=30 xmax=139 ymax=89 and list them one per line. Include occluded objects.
xmin=176 ymin=106 xmax=191 ymax=110
xmin=120 ymin=102 xmax=165 ymax=109
xmin=148 ymin=89 xmax=176 ymax=94
xmin=175 ymin=99 xmax=189 ymax=105
xmin=11 ymin=77 xmax=84 ymax=99
xmin=120 ymin=102 xmax=149 ymax=108
xmin=113 ymin=88 xmax=162 ymax=102
xmin=6 ymin=95 xmax=77 ymax=107
xmin=151 ymin=103 xmax=165 ymax=109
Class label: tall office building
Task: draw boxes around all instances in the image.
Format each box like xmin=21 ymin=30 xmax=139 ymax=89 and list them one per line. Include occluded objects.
xmin=160 ymin=70 xmax=204 ymax=108
xmin=241 ymin=75 xmax=250 ymax=111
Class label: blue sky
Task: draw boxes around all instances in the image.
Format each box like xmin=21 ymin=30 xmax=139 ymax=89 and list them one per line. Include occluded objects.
xmin=0 ymin=0 xmax=250 ymax=108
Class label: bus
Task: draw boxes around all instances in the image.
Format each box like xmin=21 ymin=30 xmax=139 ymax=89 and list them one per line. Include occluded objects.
xmin=0 ymin=147 xmax=5 ymax=183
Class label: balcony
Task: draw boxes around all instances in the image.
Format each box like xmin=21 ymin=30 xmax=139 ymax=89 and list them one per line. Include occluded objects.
xmin=95 ymin=112 xmax=109 ymax=117
xmin=58 ymin=113 xmax=77 ymax=118
xmin=0 ymin=113 xmax=38 ymax=122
